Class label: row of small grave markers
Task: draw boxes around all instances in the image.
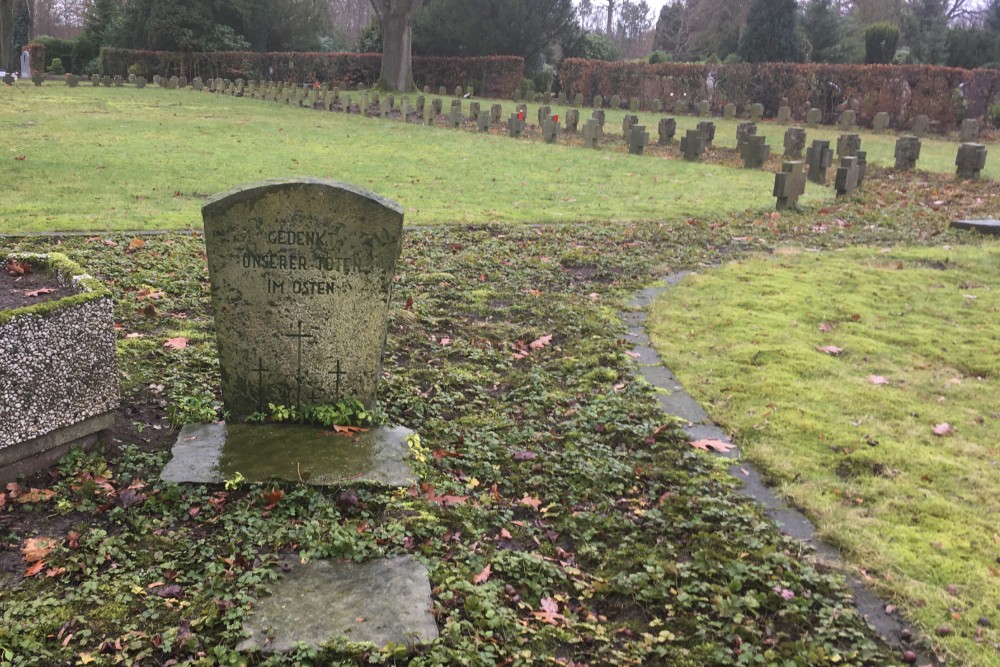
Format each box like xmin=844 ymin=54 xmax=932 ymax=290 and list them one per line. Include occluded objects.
xmin=36 ymin=73 xmax=991 ymax=211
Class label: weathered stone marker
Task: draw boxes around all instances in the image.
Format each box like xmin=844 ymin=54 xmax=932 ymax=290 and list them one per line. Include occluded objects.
xmin=696 ymin=120 xmax=715 ymax=146
xmin=748 ymin=102 xmax=763 ymax=122
xmin=873 ymin=112 xmax=890 ymax=132
xmin=955 ymin=143 xmax=987 ymax=179
xmin=610 ymin=95 xmax=620 ymax=110
xmin=806 ymin=107 xmax=822 ymax=127
xmin=723 ymin=103 xmax=736 ymax=119
xmin=736 ymin=122 xmax=757 ymax=151
xmin=448 ymin=105 xmax=462 ymax=129
xmin=894 ymin=135 xmax=921 ymax=170
xmin=777 ymin=106 xmax=791 ymax=123
xmin=673 ymin=99 xmax=687 ymax=115
xmin=508 ymin=113 xmax=526 ymax=138
xmin=856 ymin=150 xmax=868 ymax=187
xmin=651 ymin=98 xmax=661 ymax=113
xmin=697 ymin=100 xmax=710 ymax=116
xmin=911 ymin=114 xmax=929 ymax=137
xmin=583 ymin=118 xmax=602 ymax=148
xmin=627 ymin=124 xmax=649 ymax=155
xmin=680 ymin=129 xmax=706 ymax=161
xmin=838 ymin=110 xmax=856 ymax=129
xmin=960 ymin=119 xmax=980 ymax=143
xmin=950 ymin=219 xmax=1000 ymax=235
xmin=783 ymin=127 xmax=806 ymax=159
xmin=477 ymin=112 xmax=491 ymax=133
xmin=542 ymin=115 xmax=560 ymax=143
xmin=629 ymin=96 xmax=640 ymax=111
xmin=806 ymin=139 xmax=833 ymax=183
xmin=834 ymin=156 xmax=860 ymax=196
xmin=490 ymin=103 xmax=502 ymax=124
xmin=740 ymin=135 xmax=770 ymax=169
xmin=773 ymin=161 xmax=807 ymax=210
xmin=537 ymin=105 xmax=551 ymax=126
xmin=468 ymin=101 xmax=480 ymax=121
xmin=621 ymin=114 xmax=638 ymax=140
xmin=592 ymin=109 xmax=606 ymax=127
xmin=657 ymin=117 xmax=676 ymax=145
xmin=565 ymin=108 xmax=580 ymax=133
xmin=836 ymin=133 xmax=861 ymax=158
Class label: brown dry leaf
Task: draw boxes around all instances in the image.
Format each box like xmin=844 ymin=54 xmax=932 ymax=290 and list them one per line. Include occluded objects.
xmin=473 ymin=563 xmax=492 ymax=584
xmin=136 ymin=288 xmax=165 ymax=300
xmin=164 ymin=337 xmax=188 ymax=350
xmin=817 ymin=345 xmax=844 ymax=356
xmin=529 ymin=334 xmax=553 ymax=350
xmin=127 ymin=238 xmax=145 ymax=253
xmin=24 ymin=287 xmax=55 ymax=298
xmin=327 ymin=425 xmax=369 ymax=436
xmin=78 ymin=653 xmax=96 ymax=665
xmin=23 ymin=537 xmax=58 ymax=563
xmin=17 ymin=488 xmax=56 ymax=503
xmin=45 ymin=567 xmax=66 ymax=578
xmin=5 ymin=260 xmax=30 ymax=276
xmin=690 ymin=438 xmax=736 ymax=453
xmin=520 ymin=495 xmax=543 ymax=510
xmin=532 ymin=597 xmax=565 ymax=625
xmin=24 ymin=560 xmax=46 ymax=577
xmin=818 ymin=322 xmax=836 ymax=332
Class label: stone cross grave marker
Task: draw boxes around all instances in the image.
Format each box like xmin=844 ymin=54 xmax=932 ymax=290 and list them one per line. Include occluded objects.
xmin=834 ymin=156 xmax=860 ymax=196
xmin=2 ymin=73 xmax=15 ymax=85
xmin=807 ymin=108 xmax=822 ymax=127
xmin=542 ymin=115 xmax=560 ymax=143
xmin=777 ymin=106 xmax=791 ymax=123
xmin=911 ymin=114 xmax=929 ymax=137
xmin=508 ymin=113 xmax=526 ymax=138
xmin=477 ymin=112 xmax=491 ymax=133
xmin=592 ymin=109 xmax=606 ymax=127
xmin=894 ymin=135 xmax=921 ymax=170
xmin=806 ymin=139 xmax=833 ymax=183
xmin=856 ymin=150 xmax=868 ymax=187
xmin=956 ymin=143 xmax=987 ymax=180
xmin=839 ymin=110 xmax=856 ymax=129
xmin=696 ymin=121 xmax=715 ymax=146
xmin=31 ymin=73 xmax=43 ymax=86
xmin=565 ymin=109 xmax=580 ymax=133
xmin=723 ymin=103 xmax=736 ymax=119
xmin=583 ymin=118 xmax=602 ymax=148
xmin=873 ymin=112 xmax=889 ymax=132
xmin=749 ymin=103 xmax=763 ymax=121
xmin=537 ymin=105 xmax=551 ymax=126
xmin=836 ymin=133 xmax=861 ymax=159
xmin=622 ymin=114 xmax=638 ymax=140
xmin=697 ymin=100 xmax=710 ymax=116
xmin=960 ymin=119 xmax=980 ymax=143
xmin=469 ymin=101 xmax=480 ymax=122
xmin=651 ymin=99 xmax=661 ymax=113
xmin=627 ymin=125 xmax=649 ymax=155
xmin=736 ymin=122 xmax=757 ymax=151
xmin=741 ymin=135 xmax=770 ymax=169
xmin=680 ymin=129 xmax=706 ymax=161
xmin=673 ymin=99 xmax=687 ymax=115
xmin=657 ymin=118 xmax=676 ymax=145
xmin=448 ymin=105 xmax=463 ymax=129
xmin=773 ymin=161 xmax=807 ymax=210
xmin=490 ymin=104 xmax=502 ymax=124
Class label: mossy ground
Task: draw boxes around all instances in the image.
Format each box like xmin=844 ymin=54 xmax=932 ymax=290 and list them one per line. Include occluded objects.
xmin=648 ymin=244 xmax=1000 ymax=666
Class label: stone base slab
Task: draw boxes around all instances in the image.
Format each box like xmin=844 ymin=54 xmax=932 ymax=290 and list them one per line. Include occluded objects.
xmin=951 ymin=219 xmax=1000 ymax=235
xmin=161 ymin=422 xmax=416 ymax=486
xmin=0 ymin=410 xmax=116 ymax=483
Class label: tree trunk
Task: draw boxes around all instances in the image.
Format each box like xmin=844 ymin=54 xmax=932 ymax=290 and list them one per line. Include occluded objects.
xmin=369 ymin=0 xmax=424 ymax=92
xmin=1 ymin=0 xmax=14 ymax=73
xmin=605 ymin=0 xmax=616 ymax=36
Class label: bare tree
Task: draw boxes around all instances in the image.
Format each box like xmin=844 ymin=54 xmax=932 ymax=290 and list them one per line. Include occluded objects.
xmin=328 ymin=0 xmax=372 ymax=46
xmin=368 ymin=0 xmax=423 ymax=91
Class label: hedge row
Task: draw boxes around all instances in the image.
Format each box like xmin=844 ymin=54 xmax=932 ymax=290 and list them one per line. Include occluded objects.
xmin=98 ymin=49 xmax=524 ymax=99
xmin=559 ymin=59 xmax=1000 ymax=130
xmin=24 ymin=43 xmax=46 ymax=77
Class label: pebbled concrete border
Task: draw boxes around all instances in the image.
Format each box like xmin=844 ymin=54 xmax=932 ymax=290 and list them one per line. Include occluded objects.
xmin=626 ymin=277 xmax=939 ymax=667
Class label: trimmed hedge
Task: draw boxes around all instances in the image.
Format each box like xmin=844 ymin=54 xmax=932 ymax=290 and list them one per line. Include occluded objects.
xmin=99 ymin=49 xmax=524 ymax=99
xmin=559 ymin=59 xmax=1000 ymax=130
xmin=24 ymin=43 xmax=46 ymax=77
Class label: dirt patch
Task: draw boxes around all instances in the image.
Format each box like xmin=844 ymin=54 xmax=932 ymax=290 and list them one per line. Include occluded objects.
xmin=1 ymin=263 xmax=75 ymax=311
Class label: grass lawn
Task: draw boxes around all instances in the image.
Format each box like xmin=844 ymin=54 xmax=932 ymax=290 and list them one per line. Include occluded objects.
xmin=1 ymin=80 xmax=999 ymax=665
xmin=648 ymin=244 xmax=1000 ymax=666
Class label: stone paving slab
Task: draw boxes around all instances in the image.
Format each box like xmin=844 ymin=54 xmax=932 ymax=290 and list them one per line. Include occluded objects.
xmin=161 ymin=423 xmax=415 ymax=486
xmin=951 ymin=219 xmax=1000 ymax=235
xmin=238 ymin=555 xmax=437 ymax=653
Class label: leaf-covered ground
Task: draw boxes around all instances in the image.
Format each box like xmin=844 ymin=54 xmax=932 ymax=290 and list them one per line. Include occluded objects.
xmin=2 ymin=169 xmax=997 ymax=666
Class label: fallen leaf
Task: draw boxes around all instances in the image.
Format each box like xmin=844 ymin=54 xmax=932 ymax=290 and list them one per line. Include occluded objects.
xmin=817 ymin=345 xmax=844 ymax=356
xmin=24 ymin=287 xmax=55 ymax=298
xmin=262 ymin=487 xmax=284 ymax=510
xmin=513 ymin=450 xmax=538 ymax=461
xmin=164 ymin=337 xmax=188 ymax=350
xmin=136 ymin=288 xmax=164 ymax=300
xmin=529 ymin=334 xmax=553 ymax=350
xmin=17 ymin=488 xmax=56 ymax=503
xmin=23 ymin=537 xmax=58 ymax=563
xmin=78 ymin=653 xmax=96 ymax=665
xmin=867 ymin=375 xmax=889 ymax=385
xmin=690 ymin=438 xmax=736 ymax=453
xmin=5 ymin=260 xmax=30 ymax=276
xmin=154 ymin=584 xmax=183 ymax=598
xmin=818 ymin=322 xmax=836 ymax=332
xmin=324 ymin=424 xmax=369 ymax=436
xmin=439 ymin=337 xmax=452 ymax=346
xmin=127 ymin=238 xmax=145 ymax=253
xmin=473 ymin=563 xmax=492 ymax=584
xmin=933 ymin=423 xmax=952 ymax=436
xmin=520 ymin=495 xmax=542 ymax=510
xmin=532 ymin=596 xmax=565 ymax=624
xmin=6 ymin=481 xmax=24 ymax=498
xmin=14 ymin=155 xmax=26 ymax=161
xmin=45 ymin=567 xmax=66 ymax=578
xmin=24 ymin=561 xmax=46 ymax=577
xmin=102 ymin=239 xmax=119 ymax=247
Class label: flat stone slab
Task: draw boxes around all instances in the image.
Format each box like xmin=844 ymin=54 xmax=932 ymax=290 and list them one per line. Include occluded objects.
xmin=161 ymin=423 xmax=415 ymax=486
xmin=238 ymin=555 xmax=438 ymax=652
xmin=951 ymin=219 xmax=1000 ymax=235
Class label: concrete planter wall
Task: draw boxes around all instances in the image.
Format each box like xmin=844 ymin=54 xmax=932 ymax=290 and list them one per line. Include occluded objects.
xmin=0 ymin=253 xmax=120 ymax=481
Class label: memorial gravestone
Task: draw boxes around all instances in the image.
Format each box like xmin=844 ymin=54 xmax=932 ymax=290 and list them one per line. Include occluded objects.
xmin=537 ymin=105 xmax=551 ymax=125
xmin=542 ymin=115 xmax=560 ymax=143
xmin=960 ymin=119 xmax=980 ymax=143
xmin=593 ymin=95 xmax=603 ymax=109
xmin=565 ymin=108 xmax=580 ymax=133
xmin=508 ymin=113 xmax=526 ymax=138
xmin=627 ymin=125 xmax=649 ymax=155
xmin=873 ymin=112 xmax=890 ymax=132
xmin=955 ymin=143 xmax=987 ymax=179
xmin=629 ymin=96 xmax=640 ymax=111
xmin=657 ymin=118 xmax=676 ymax=145
xmin=431 ymin=98 xmax=442 ymax=115
xmin=592 ymin=109 xmax=606 ymax=127
xmin=911 ymin=114 xmax=929 ymax=137
xmin=3 ymin=73 xmax=15 ymax=85
xmin=807 ymin=108 xmax=821 ymax=127
xmin=839 ymin=110 xmax=856 ymax=129
xmin=835 ymin=156 xmax=860 ymax=196
xmin=490 ymin=104 xmax=502 ymax=124
xmin=67 ymin=74 xmax=78 ymax=87
xmin=723 ymin=103 xmax=736 ymax=119
xmin=806 ymin=140 xmax=833 ymax=183
xmin=673 ymin=99 xmax=687 ymax=115
xmin=773 ymin=161 xmax=807 ymax=210
xmin=856 ymin=151 xmax=868 ymax=187
xmin=162 ymin=179 xmax=412 ymax=487
xmin=740 ymin=135 xmax=770 ymax=169
xmin=696 ymin=121 xmax=715 ymax=146
xmin=477 ymin=112 xmax=491 ymax=133
xmin=736 ymin=122 xmax=757 ymax=151
xmin=575 ymin=93 xmax=584 ymax=107
xmin=583 ymin=118 xmax=602 ymax=148
xmin=468 ymin=101 xmax=480 ymax=122
xmin=697 ymin=100 xmax=710 ymax=117
xmin=135 ymin=76 xmax=146 ymax=89
xmin=748 ymin=103 xmax=763 ymax=122
xmin=777 ymin=106 xmax=791 ymax=123
xmin=448 ymin=105 xmax=463 ymax=129
xmin=651 ymin=99 xmax=661 ymax=113
xmin=836 ymin=133 xmax=861 ymax=158
xmin=894 ymin=135 xmax=921 ymax=170
xmin=19 ymin=49 xmax=29 ymax=78
xmin=622 ymin=114 xmax=638 ymax=140
xmin=680 ymin=129 xmax=706 ymax=161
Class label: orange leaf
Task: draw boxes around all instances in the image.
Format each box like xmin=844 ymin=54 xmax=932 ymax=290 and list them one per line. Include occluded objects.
xmin=24 ymin=287 xmax=55 ymax=298
xmin=473 ymin=563 xmax=492 ymax=584
xmin=23 ymin=537 xmax=58 ymax=563
xmin=690 ymin=438 xmax=736 ymax=453
xmin=136 ymin=288 xmax=165 ymax=300
xmin=164 ymin=337 xmax=188 ymax=350
xmin=45 ymin=566 xmax=66 ymax=578
xmin=127 ymin=238 xmax=145 ymax=253
xmin=24 ymin=560 xmax=46 ymax=577
xmin=17 ymin=488 xmax=56 ymax=503
xmin=325 ymin=425 xmax=369 ymax=436
xmin=262 ymin=487 xmax=284 ymax=509
xmin=529 ymin=334 xmax=553 ymax=350
xmin=520 ymin=495 xmax=542 ymax=510
xmin=5 ymin=260 xmax=30 ymax=276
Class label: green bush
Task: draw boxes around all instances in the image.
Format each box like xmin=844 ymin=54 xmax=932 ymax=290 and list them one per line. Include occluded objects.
xmin=989 ymin=103 xmax=1000 ymax=129
xmin=865 ymin=22 xmax=899 ymax=64
xmin=47 ymin=57 xmax=64 ymax=75
xmin=648 ymin=50 xmax=671 ymax=64
xmin=127 ymin=63 xmax=146 ymax=78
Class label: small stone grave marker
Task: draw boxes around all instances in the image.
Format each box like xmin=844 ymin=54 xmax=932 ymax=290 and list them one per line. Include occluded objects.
xmin=807 ymin=107 xmax=821 ymax=127
xmin=136 ymin=76 xmax=146 ymax=89
xmin=537 ymin=105 xmax=551 ymax=126
xmin=960 ymin=119 xmax=980 ymax=143
xmin=911 ymin=114 xmax=929 ymax=137
xmin=621 ymin=114 xmax=638 ymax=140
xmin=453 ymin=85 xmax=462 ymax=97
xmin=90 ymin=74 xmax=100 ymax=86
xmin=508 ymin=113 xmax=526 ymax=138
xmin=697 ymin=100 xmax=710 ymax=117
xmin=627 ymin=124 xmax=649 ymax=155
xmin=777 ymin=106 xmax=791 ymax=123
xmin=415 ymin=95 xmax=425 ymax=114
xmin=723 ymin=103 xmax=736 ymax=119
xmin=673 ymin=99 xmax=687 ymax=115
xmin=610 ymin=95 xmax=620 ymax=109
xmin=836 ymin=133 xmax=861 ymax=158
xmin=542 ymin=115 xmax=559 ymax=143
xmin=894 ymin=135 xmax=921 ymax=170
xmin=565 ymin=108 xmax=579 ymax=133
xmin=438 ymin=86 xmax=447 ymax=96
xmin=431 ymin=98 xmax=442 ymax=115
xmin=806 ymin=139 xmax=833 ymax=183
xmin=696 ymin=120 xmax=715 ymax=146
xmin=114 ymin=75 xmax=124 ymax=87
xmin=629 ymin=96 xmax=640 ymax=111
xmin=593 ymin=95 xmax=603 ymax=108
xmin=773 ymin=161 xmax=807 ymax=210
xmin=873 ymin=112 xmax=890 ymax=132
xmin=448 ymin=105 xmax=462 ymax=128
xmin=102 ymin=75 xmax=112 ymax=87
xmin=741 ymin=134 xmax=770 ymax=169
xmin=490 ymin=103 xmax=502 ymax=123
xmin=839 ymin=110 xmax=856 ymax=129
xmin=736 ymin=122 xmax=757 ymax=151
xmin=468 ymin=101 xmax=480 ymax=121
xmin=592 ymin=109 xmax=605 ymax=127
xmin=575 ymin=93 xmax=583 ymax=107
xmin=680 ymin=129 xmax=706 ymax=161
xmin=477 ymin=112 xmax=491 ymax=133
xmin=749 ymin=103 xmax=763 ymax=121
xmin=834 ymin=156 xmax=859 ymax=196
xmin=955 ymin=143 xmax=987 ymax=179
xmin=67 ymin=74 xmax=79 ymax=87
xmin=583 ymin=118 xmax=601 ymax=148
xmin=651 ymin=99 xmax=661 ymax=113
xmin=657 ymin=117 xmax=676 ymax=145
xmin=856 ymin=150 xmax=868 ymax=186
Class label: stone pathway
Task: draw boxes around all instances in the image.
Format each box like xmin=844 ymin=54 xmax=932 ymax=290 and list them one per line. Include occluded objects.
xmin=626 ymin=278 xmax=939 ymax=666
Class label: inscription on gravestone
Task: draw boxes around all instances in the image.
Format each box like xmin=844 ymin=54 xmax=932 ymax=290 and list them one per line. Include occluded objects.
xmin=201 ymin=180 xmax=403 ymax=421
